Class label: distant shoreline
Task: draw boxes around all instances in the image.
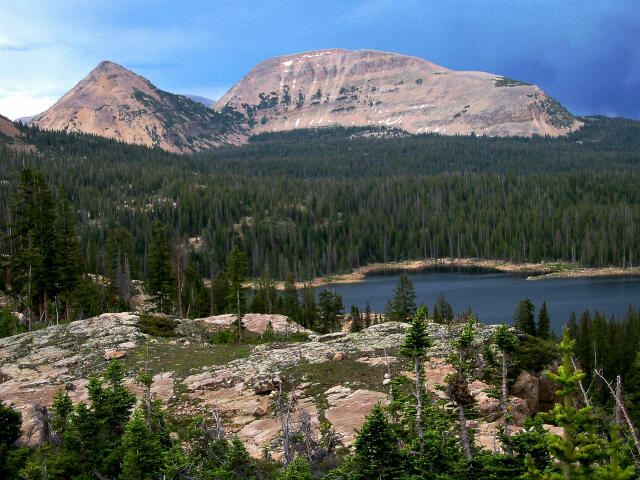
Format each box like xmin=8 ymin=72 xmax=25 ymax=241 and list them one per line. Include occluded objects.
xmin=302 ymin=258 xmax=640 ymax=288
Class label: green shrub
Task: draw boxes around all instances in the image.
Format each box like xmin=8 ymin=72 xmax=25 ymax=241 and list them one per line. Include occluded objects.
xmin=138 ymin=314 xmax=178 ymax=337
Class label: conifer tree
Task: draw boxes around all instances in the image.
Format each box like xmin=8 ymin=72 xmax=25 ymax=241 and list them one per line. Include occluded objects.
xmin=120 ymin=409 xmax=164 ymax=480
xmin=300 ymin=283 xmax=318 ymax=331
xmin=435 ymin=292 xmax=454 ymax=324
xmin=537 ymin=301 xmax=551 ymax=340
xmin=54 ymin=186 xmax=82 ymax=321
xmin=447 ymin=316 xmax=477 ymax=462
xmin=351 ymin=404 xmax=402 ymax=479
xmin=146 ymin=221 xmax=174 ymax=314
xmin=389 ymin=272 xmax=417 ymax=322
xmin=349 ymin=305 xmax=362 ymax=332
xmin=105 ymin=228 xmax=136 ymax=310
xmin=226 ymin=245 xmax=248 ymax=342
xmin=282 ymin=274 xmax=301 ymax=323
xmin=493 ymin=324 xmax=518 ymax=456
xmin=400 ymin=305 xmax=431 ymax=453
xmin=514 ymin=299 xmax=536 ymax=336
xmin=9 ymin=168 xmax=56 ymax=327
xmin=364 ymin=301 xmax=372 ymax=328
xmin=317 ymin=289 xmax=343 ymax=333
xmin=526 ymin=329 xmax=609 ymax=479
xmin=211 ymin=270 xmax=230 ymax=314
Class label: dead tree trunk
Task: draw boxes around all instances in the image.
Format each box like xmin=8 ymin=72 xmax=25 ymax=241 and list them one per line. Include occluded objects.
xmin=501 ymin=349 xmax=513 ymax=456
xmin=414 ymin=356 xmax=424 ymax=453
xmin=593 ymin=370 xmax=640 ymax=457
xmin=459 ymin=404 xmax=473 ymax=462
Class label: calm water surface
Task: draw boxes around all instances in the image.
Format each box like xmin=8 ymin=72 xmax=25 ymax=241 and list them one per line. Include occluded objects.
xmin=317 ymin=268 xmax=640 ymax=332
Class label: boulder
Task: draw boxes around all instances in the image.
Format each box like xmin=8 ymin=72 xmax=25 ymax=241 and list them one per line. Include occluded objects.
xmin=538 ymin=372 xmax=560 ymax=410
xmin=252 ymin=406 xmax=267 ymax=417
xmin=332 ymin=352 xmax=344 ymax=362
xmin=512 ymin=370 xmax=540 ymax=413
xmin=253 ymin=377 xmax=281 ymax=394
xmin=104 ymin=350 xmax=127 ymax=360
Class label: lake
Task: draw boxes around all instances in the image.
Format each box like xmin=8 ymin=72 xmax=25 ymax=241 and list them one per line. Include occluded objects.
xmin=316 ymin=268 xmax=640 ymax=332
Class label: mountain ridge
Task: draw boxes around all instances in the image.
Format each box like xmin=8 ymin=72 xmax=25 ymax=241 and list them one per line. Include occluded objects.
xmin=214 ymin=48 xmax=581 ymax=139
xmin=32 ymin=49 xmax=582 ymax=152
xmin=33 ymin=61 xmax=246 ymax=153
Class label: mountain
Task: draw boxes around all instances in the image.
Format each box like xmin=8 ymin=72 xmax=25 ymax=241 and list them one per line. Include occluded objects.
xmin=16 ymin=114 xmax=38 ymax=124
xmin=183 ymin=94 xmax=215 ymax=107
xmin=214 ymin=48 xmax=581 ymax=137
xmin=0 ymin=114 xmax=34 ymax=152
xmin=32 ymin=61 xmax=247 ymax=153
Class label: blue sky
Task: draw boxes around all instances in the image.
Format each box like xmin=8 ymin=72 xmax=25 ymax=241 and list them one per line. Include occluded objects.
xmin=1 ymin=0 xmax=638 ymax=120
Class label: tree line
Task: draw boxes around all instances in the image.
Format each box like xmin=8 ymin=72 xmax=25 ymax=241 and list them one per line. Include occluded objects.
xmin=0 ymin=117 xmax=639 ymax=283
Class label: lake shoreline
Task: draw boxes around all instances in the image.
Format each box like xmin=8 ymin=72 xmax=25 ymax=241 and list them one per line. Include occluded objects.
xmin=306 ymin=258 xmax=640 ymax=288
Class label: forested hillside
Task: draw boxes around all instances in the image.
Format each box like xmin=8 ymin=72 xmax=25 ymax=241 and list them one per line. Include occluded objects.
xmin=0 ymin=116 xmax=639 ymax=282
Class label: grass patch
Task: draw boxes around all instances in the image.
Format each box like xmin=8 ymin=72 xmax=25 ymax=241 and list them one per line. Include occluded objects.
xmin=138 ymin=314 xmax=179 ymax=337
xmin=209 ymin=328 xmax=309 ymax=345
xmin=282 ymin=357 xmax=404 ymax=394
xmin=121 ymin=342 xmax=254 ymax=378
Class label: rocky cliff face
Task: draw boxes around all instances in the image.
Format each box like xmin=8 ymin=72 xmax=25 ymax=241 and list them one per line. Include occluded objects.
xmin=215 ymin=48 xmax=581 ymax=138
xmin=0 ymin=313 xmax=558 ymax=456
xmin=32 ymin=61 xmax=247 ymax=153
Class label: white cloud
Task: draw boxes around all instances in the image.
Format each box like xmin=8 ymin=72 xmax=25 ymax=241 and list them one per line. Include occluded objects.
xmin=0 ymin=92 xmax=57 ymax=120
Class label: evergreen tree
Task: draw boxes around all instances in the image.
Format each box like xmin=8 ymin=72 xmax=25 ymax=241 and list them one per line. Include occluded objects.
xmin=251 ymin=272 xmax=277 ymax=314
xmin=514 ymin=299 xmax=536 ymax=336
xmin=624 ymin=346 xmax=640 ymax=426
xmin=105 ymin=228 xmax=137 ymax=310
xmin=54 ymin=186 xmax=82 ymax=321
xmin=183 ymin=261 xmax=210 ymax=318
xmin=9 ymin=168 xmax=57 ymax=327
xmin=537 ymin=301 xmax=551 ymax=340
xmin=435 ymin=292 xmax=454 ymax=324
xmin=389 ymin=273 xmax=417 ymax=322
xmin=351 ymin=404 xmax=403 ymax=479
xmin=282 ymin=274 xmax=301 ymax=323
xmin=300 ymin=283 xmax=318 ymax=331
xmin=526 ymin=329 xmax=610 ymax=479
xmin=493 ymin=324 xmax=518 ymax=456
xmin=317 ymin=289 xmax=344 ymax=333
xmin=400 ymin=305 xmax=431 ymax=453
xmin=226 ymin=245 xmax=248 ymax=342
xmin=279 ymin=456 xmax=314 ymax=480
xmin=146 ymin=221 xmax=174 ymax=314
xmin=349 ymin=305 xmax=362 ymax=333
xmin=364 ymin=301 xmax=372 ymax=328
xmin=211 ymin=270 xmax=230 ymax=314
xmin=447 ymin=316 xmax=478 ymax=462
xmin=120 ymin=410 xmax=164 ymax=480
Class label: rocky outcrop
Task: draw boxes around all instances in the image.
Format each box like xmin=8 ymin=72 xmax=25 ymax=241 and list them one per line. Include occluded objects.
xmin=33 ymin=61 xmax=247 ymax=153
xmin=215 ymin=48 xmax=582 ymax=139
xmin=196 ymin=313 xmax=313 ymax=336
xmin=0 ymin=313 xmax=549 ymax=456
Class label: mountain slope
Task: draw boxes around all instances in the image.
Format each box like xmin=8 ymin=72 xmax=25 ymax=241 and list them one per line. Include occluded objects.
xmin=215 ymin=48 xmax=581 ymax=137
xmin=33 ymin=61 xmax=246 ymax=153
xmin=0 ymin=114 xmax=34 ymax=152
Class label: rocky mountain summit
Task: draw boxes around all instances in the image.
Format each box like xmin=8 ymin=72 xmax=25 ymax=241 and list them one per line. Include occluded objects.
xmin=29 ymin=49 xmax=581 ymax=153
xmin=215 ymin=48 xmax=582 ymax=138
xmin=32 ymin=61 xmax=247 ymax=153
xmin=0 ymin=312 xmax=558 ymax=457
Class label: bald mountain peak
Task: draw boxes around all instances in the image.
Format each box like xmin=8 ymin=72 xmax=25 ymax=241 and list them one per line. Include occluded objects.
xmin=33 ymin=61 xmax=246 ymax=153
xmin=214 ymin=48 xmax=581 ymax=138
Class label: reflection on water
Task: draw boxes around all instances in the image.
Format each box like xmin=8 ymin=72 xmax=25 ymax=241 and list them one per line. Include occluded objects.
xmin=317 ymin=267 xmax=640 ymax=332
